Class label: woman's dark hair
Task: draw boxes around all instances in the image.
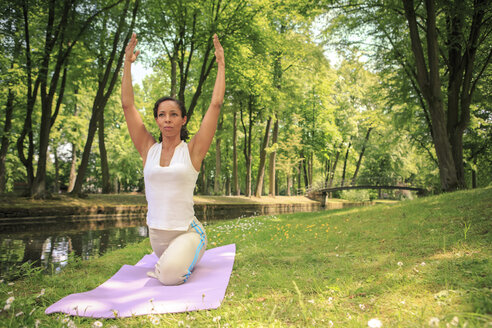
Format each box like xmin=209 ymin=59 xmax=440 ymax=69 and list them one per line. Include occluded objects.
xmin=153 ymin=96 xmax=189 ymax=141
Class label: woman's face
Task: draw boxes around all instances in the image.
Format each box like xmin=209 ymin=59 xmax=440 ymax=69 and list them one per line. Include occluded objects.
xmin=155 ymin=100 xmax=187 ymax=139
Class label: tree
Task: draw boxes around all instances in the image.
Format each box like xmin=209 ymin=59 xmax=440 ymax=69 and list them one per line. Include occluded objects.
xmin=324 ymin=0 xmax=492 ymax=191
xmin=401 ymin=0 xmax=491 ymax=190
xmin=71 ymin=0 xmax=139 ymax=195
xmin=141 ymin=0 xmax=254 ymax=122
xmin=13 ymin=0 xmax=125 ymax=197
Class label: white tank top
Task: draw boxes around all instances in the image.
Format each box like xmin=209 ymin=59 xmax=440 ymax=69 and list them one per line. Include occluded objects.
xmin=144 ymin=141 xmax=199 ymax=230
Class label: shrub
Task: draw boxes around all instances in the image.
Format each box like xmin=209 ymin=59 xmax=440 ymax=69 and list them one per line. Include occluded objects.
xmin=340 ymin=189 xmax=371 ymax=202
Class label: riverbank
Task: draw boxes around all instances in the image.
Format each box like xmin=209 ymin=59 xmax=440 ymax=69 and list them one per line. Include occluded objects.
xmin=1 ymin=187 xmax=490 ymax=327
xmin=0 ymin=193 xmax=319 ymax=208
xmin=0 ymin=194 xmax=391 ymax=232
xmin=0 ymin=194 xmax=321 ymax=232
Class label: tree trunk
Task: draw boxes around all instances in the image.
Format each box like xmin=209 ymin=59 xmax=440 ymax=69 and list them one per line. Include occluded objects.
xmin=185 ymin=33 xmax=216 ymax=122
xmin=17 ymin=0 xmax=38 ymax=192
xmin=98 ymin=110 xmax=111 ymax=193
xmin=328 ymin=151 xmax=340 ymax=187
xmin=254 ymin=117 xmax=272 ymax=197
xmin=214 ymin=119 xmax=223 ymax=195
xmin=297 ymin=161 xmax=302 ymax=193
xmin=471 ymin=156 xmax=477 ymax=189
xmin=226 ymin=174 xmax=231 ymax=196
xmin=352 ymin=127 xmax=372 ymax=185
xmin=241 ymin=97 xmax=254 ymax=197
xmin=67 ymin=89 xmax=79 ymax=193
xmin=53 ymin=145 xmax=60 ymax=193
xmin=170 ymin=51 xmax=177 ymax=98
xmin=199 ymin=161 xmax=207 ymax=194
xmin=268 ymin=118 xmax=279 ymax=196
xmin=341 ymin=143 xmax=351 ymax=187
xmin=308 ymin=153 xmax=313 ymax=186
xmin=232 ymin=111 xmax=240 ymax=195
xmin=403 ymin=0 xmax=467 ymax=191
xmin=67 ymin=144 xmax=78 ymax=192
xmin=300 ymin=151 xmax=309 ymax=189
xmin=0 ymin=89 xmax=14 ymax=193
xmin=324 ymin=158 xmax=331 ymax=188
xmin=286 ymin=174 xmax=292 ymax=196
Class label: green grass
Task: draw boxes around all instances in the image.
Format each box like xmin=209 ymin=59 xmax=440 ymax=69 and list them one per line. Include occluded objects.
xmin=1 ymin=187 xmax=491 ymax=327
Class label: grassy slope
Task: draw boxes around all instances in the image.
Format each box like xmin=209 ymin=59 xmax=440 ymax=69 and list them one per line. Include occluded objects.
xmin=1 ymin=187 xmax=491 ymax=327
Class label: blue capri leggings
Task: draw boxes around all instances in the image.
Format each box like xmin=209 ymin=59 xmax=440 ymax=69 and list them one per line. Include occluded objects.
xmin=147 ymin=217 xmax=207 ymax=285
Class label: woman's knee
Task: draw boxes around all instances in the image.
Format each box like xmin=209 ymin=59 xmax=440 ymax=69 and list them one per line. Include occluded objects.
xmin=154 ymin=232 xmax=206 ymax=285
xmin=155 ymin=258 xmax=188 ymax=285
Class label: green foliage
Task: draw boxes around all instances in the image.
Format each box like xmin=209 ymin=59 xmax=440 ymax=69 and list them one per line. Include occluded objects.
xmin=0 ymin=0 xmax=490 ymax=196
xmin=340 ymin=189 xmax=371 ymax=202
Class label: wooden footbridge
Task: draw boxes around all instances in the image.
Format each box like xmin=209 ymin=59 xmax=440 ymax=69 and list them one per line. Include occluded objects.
xmin=306 ymin=178 xmax=427 ymax=207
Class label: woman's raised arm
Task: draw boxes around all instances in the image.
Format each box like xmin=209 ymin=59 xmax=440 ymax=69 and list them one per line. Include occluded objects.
xmin=121 ymin=32 xmax=155 ymax=160
xmin=189 ymin=34 xmax=225 ymax=170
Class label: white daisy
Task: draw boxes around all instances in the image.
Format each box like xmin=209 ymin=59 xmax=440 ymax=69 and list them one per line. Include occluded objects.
xmin=368 ymin=318 xmax=382 ymax=328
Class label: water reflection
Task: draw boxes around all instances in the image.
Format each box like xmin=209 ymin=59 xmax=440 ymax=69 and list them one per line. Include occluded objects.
xmin=0 ymin=224 xmax=148 ymax=279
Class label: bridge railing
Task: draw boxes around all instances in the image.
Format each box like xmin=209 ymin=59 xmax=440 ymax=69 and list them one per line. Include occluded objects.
xmin=305 ymin=177 xmax=424 ymax=194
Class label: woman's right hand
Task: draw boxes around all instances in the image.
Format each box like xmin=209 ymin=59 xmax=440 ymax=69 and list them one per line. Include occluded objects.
xmin=125 ymin=32 xmax=140 ymax=63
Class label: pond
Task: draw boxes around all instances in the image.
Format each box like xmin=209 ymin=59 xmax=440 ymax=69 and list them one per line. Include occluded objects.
xmin=0 ymin=217 xmax=148 ymax=280
xmin=0 ymin=201 xmax=324 ymax=280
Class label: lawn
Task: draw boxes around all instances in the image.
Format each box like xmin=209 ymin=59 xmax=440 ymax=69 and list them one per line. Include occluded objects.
xmin=1 ymin=187 xmax=491 ymax=327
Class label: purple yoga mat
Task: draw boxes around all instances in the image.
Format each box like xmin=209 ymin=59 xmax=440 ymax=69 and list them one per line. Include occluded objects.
xmin=45 ymin=244 xmax=236 ymax=318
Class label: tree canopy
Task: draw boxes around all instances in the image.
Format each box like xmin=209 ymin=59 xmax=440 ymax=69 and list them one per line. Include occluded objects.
xmin=0 ymin=0 xmax=490 ymax=197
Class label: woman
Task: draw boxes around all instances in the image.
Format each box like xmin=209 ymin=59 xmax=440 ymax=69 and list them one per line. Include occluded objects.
xmin=121 ymin=32 xmax=225 ymax=285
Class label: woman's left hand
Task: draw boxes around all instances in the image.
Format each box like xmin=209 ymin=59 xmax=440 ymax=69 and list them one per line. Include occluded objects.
xmin=213 ymin=34 xmax=225 ymax=67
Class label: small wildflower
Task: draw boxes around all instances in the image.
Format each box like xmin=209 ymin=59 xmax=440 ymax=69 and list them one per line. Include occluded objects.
xmin=150 ymin=317 xmax=160 ymax=325
xmin=397 ymin=261 xmax=403 ymax=267
xmin=328 ymin=296 xmax=333 ymax=304
xmin=92 ymin=320 xmax=103 ymax=327
xmin=15 ymin=311 xmax=24 ymax=317
xmin=4 ymin=304 xmax=11 ymax=311
xmin=36 ymin=289 xmax=46 ymax=298
xmin=346 ymin=313 xmax=352 ymax=320
xmin=421 ymin=262 xmax=426 ymax=266
xmin=328 ymin=320 xmax=334 ymax=327
xmin=368 ymin=318 xmax=383 ymax=328
xmin=62 ymin=318 xmax=71 ymax=323
xmin=359 ymin=303 xmax=366 ymax=310
xmin=213 ymin=316 xmax=221 ymax=322
xmin=400 ymin=300 xmax=406 ymax=305
xmin=428 ymin=317 xmax=440 ymax=327
xmin=6 ymin=296 xmax=15 ymax=304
